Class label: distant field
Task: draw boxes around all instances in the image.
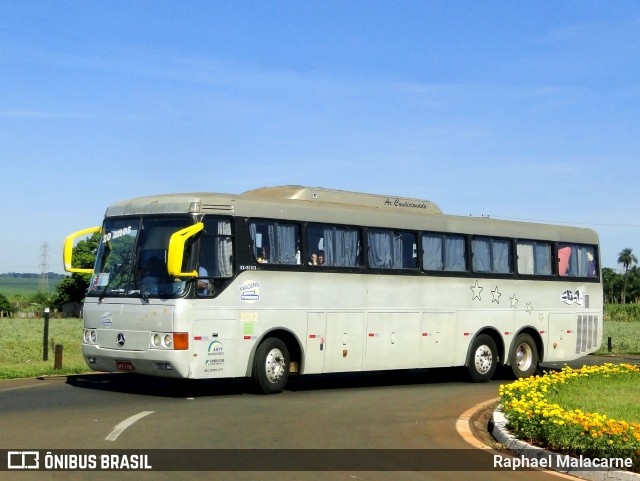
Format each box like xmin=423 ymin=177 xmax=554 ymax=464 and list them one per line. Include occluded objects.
xmin=0 ymin=276 xmax=63 ymax=296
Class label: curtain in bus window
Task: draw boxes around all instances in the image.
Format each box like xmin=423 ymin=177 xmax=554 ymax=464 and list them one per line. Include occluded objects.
xmin=249 ymin=223 xmax=258 ymax=259
xmin=444 ymin=236 xmax=466 ymax=271
xmin=558 ymin=245 xmax=572 ymax=276
xmin=368 ymin=230 xmax=393 ymax=268
xmin=215 ymin=220 xmax=233 ymax=277
xmin=493 ymin=239 xmax=511 ymax=273
xmin=534 ymin=243 xmax=551 ymax=275
xmin=422 ymin=234 xmax=443 ymax=270
xmin=267 ymin=223 xmax=299 ymax=264
xmin=576 ymin=246 xmax=588 ymax=277
xmin=472 ymin=239 xmax=491 ymax=273
xmin=392 ymin=233 xmax=404 ymax=268
xmin=517 ymin=242 xmax=535 ymax=274
xmin=324 ymin=226 xmax=360 ymax=267
xmin=585 ymin=246 xmax=597 ymax=277
xmin=338 ymin=228 xmax=359 ymax=267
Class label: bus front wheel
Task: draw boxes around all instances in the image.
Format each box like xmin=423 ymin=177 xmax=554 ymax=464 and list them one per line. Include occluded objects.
xmin=510 ymin=333 xmax=539 ymax=379
xmin=467 ymin=334 xmax=498 ymax=382
xmin=252 ymin=337 xmax=290 ymax=394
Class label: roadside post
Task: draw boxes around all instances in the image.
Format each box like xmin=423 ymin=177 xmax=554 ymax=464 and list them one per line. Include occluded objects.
xmin=42 ymin=307 xmax=50 ymax=361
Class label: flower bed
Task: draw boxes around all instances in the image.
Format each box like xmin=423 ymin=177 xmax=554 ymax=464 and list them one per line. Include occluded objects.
xmin=499 ymin=363 xmax=640 ymax=472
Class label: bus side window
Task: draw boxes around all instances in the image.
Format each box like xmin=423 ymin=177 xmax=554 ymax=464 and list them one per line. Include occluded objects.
xmin=517 ymin=241 xmax=552 ymax=276
xmin=249 ymin=220 xmax=301 ymax=265
xmin=422 ymin=233 xmax=466 ymax=272
xmin=307 ymin=224 xmax=361 ymax=268
xmin=368 ymin=229 xmax=416 ymax=269
xmin=557 ymin=244 xmax=597 ymax=278
xmin=472 ymin=237 xmax=513 ymax=274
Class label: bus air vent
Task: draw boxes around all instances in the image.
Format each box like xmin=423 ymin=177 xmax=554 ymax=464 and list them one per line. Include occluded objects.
xmin=575 ymin=315 xmax=598 ymax=354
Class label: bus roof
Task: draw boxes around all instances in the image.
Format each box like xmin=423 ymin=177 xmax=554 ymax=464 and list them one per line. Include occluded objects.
xmin=103 ymin=186 xmax=598 ymax=244
xmin=243 ymin=185 xmax=442 ymax=214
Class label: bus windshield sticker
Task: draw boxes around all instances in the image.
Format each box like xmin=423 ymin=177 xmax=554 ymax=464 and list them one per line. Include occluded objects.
xmin=239 ymin=280 xmax=260 ymax=303
xmin=92 ymin=273 xmax=110 ymax=289
xmin=102 ymin=226 xmax=132 ymax=243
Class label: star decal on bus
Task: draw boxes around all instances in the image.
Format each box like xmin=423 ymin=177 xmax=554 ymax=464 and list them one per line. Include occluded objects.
xmin=491 ymin=286 xmax=502 ymax=304
xmin=470 ymin=280 xmax=483 ymax=300
xmin=510 ymin=294 xmax=518 ymax=308
xmin=526 ymin=302 xmax=533 ymax=314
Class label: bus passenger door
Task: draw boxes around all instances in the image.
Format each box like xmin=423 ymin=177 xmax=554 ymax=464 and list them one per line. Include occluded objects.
xmin=305 ymin=312 xmax=326 ymax=374
xmin=420 ymin=312 xmax=456 ymax=368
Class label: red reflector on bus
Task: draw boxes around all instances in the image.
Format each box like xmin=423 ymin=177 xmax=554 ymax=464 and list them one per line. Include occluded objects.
xmin=194 ymin=336 xmax=202 ymax=341
xmin=368 ymin=333 xmax=375 ymax=337
xmin=422 ymin=333 xmax=428 ymax=336
xmin=309 ymin=335 xmax=316 ymax=339
xmin=173 ymin=333 xmax=189 ymax=350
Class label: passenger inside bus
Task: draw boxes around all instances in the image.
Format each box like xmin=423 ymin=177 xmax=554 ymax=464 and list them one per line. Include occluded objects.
xmin=140 ymin=256 xmax=165 ymax=295
xmin=197 ymin=266 xmax=210 ymax=295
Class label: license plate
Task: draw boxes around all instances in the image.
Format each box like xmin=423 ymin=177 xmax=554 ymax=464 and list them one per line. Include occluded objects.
xmin=115 ymin=360 xmax=135 ymax=371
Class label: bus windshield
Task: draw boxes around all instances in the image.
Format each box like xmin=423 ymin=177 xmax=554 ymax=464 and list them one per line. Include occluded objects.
xmin=88 ymin=216 xmax=195 ymax=299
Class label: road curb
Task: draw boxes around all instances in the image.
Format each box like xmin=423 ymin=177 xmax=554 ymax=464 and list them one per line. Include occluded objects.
xmin=491 ymin=406 xmax=640 ymax=481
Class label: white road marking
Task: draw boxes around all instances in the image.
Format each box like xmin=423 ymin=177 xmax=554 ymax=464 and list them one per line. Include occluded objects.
xmin=105 ymin=411 xmax=155 ymax=441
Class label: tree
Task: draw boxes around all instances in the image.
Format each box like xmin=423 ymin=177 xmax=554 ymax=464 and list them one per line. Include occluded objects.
xmin=602 ymin=267 xmax=622 ymax=303
xmin=53 ymin=232 xmax=101 ymax=309
xmin=0 ymin=291 xmax=15 ymax=316
xmin=617 ymin=248 xmax=638 ymax=303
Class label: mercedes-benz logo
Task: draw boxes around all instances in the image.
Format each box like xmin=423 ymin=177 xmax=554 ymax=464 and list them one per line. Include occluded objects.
xmin=116 ymin=333 xmax=126 ymax=347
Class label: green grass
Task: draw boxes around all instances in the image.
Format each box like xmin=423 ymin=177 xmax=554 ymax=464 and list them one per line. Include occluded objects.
xmin=544 ymin=368 xmax=640 ymax=424
xmin=596 ymin=320 xmax=640 ymax=355
xmin=0 ymin=317 xmax=88 ymax=379
xmin=500 ymin=364 xmax=640 ymax=471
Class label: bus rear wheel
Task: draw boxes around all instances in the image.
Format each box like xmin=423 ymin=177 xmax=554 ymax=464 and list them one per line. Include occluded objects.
xmin=252 ymin=337 xmax=290 ymax=394
xmin=510 ymin=333 xmax=539 ymax=379
xmin=467 ymin=334 xmax=498 ymax=382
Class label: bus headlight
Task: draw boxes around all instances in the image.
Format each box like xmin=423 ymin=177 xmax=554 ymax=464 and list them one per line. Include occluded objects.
xmin=150 ymin=332 xmax=189 ymax=350
xmin=83 ymin=329 xmax=97 ymax=344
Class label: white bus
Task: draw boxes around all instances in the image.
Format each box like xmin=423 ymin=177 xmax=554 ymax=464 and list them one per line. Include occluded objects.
xmin=64 ymin=186 xmax=603 ymax=393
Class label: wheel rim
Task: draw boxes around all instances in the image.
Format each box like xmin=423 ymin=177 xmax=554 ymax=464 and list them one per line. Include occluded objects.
xmin=264 ymin=347 xmax=286 ymax=384
xmin=515 ymin=343 xmax=533 ymax=371
xmin=474 ymin=345 xmax=493 ymax=374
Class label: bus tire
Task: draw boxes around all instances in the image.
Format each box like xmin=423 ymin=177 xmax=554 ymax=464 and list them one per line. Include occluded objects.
xmin=467 ymin=334 xmax=498 ymax=382
xmin=510 ymin=333 xmax=539 ymax=379
xmin=252 ymin=337 xmax=290 ymax=394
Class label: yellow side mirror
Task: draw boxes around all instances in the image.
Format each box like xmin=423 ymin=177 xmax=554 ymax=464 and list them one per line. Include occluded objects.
xmin=167 ymin=222 xmax=204 ymax=277
xmin=63 ymin=226 xmax=101 ymax=273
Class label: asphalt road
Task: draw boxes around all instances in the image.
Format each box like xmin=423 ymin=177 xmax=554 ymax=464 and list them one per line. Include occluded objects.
xmin=1 ymin=355 xmax=636 ymax=481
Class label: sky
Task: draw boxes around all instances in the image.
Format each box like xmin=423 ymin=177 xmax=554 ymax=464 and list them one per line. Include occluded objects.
xmin=1 ymin=1 xmax=639 ymax=274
